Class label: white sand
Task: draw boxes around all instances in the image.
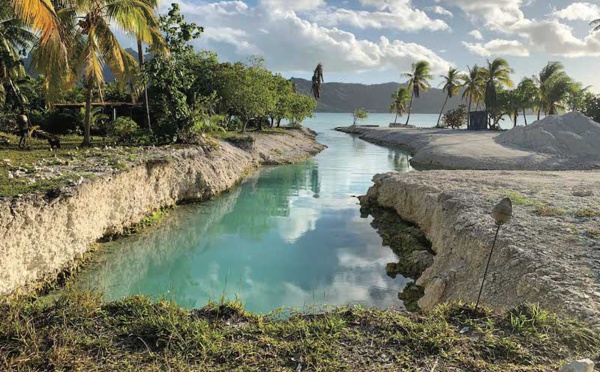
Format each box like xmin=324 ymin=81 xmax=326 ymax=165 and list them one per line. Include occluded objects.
xmin=336 ymin=112 xmax=600 ymax=170
xmin=496 ymin=112 xmax=600 ymax=158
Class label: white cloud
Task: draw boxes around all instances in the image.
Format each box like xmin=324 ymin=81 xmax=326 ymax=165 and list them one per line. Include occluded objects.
xmin=259 ymin=0 xmax=324 ymax=11
xmin=310 ymin=7 xmax=450 ymax=32
xmin=175 ymin=1 xmax=453 ymax=74
xmin=427 ymin=5 xmax=454 ymax=18
xmin=553 ymin=3 xmax=600 ymax=22
xmin=468 ymin=30 xmax=483 ymax=40
xmin=444 ymin=0 xmax=600 ymax=57
xmin=462 ymin=39 xmax=529 ymax=57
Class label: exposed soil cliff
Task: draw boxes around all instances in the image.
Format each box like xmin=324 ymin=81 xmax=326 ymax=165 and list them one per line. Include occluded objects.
xmin=362 ymin=170 xmax=600 ymax=327
xmin=0 ymin=129 xmax=325 ymax=295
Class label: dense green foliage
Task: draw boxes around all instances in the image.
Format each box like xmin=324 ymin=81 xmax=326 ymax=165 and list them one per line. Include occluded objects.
xmin=442 ymin=104 xmax=468 ymax=129
xmin=0 ymin=290 xmax=598 ymax=371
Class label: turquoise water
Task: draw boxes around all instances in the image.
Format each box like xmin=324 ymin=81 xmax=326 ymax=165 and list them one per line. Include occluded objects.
xmin=78 ymin=113 xmax=418 ymax=313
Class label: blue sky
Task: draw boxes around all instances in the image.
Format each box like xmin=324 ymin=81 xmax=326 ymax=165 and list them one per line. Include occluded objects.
xmin=148 ymin=0 xmax=600 ymax=91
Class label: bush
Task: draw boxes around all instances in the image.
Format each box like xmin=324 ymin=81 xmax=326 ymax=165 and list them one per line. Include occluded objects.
xmin=442 ymin=105 xmax=468 ymax=129
xmin=108 ymin=117 xmax=140 ymax=143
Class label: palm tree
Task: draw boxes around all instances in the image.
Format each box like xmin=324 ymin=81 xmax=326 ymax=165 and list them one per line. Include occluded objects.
xmin=437 ymin=67 xmax=464 ymax=127
xmin=545 ymin=76 xmax=573 ymax=115
xmin=535 ymin=62 xmax=566 ymax=120
xmin=310 ymin=63 xmax=324 ymax=100
xmin=136 ymin=0 xmax=165 ymax=133
xmin=390 ymin=86 xmax=411 ymax=124
xmin=483 ymin=58 xmax=514 ymax=129
xmin=0 ymin=3 xmax=37 ymax=106
xmin=403 ymin=60 xmax=432 ymax=126
xmin=61 ymin=0 xmax=162 ymax=146
xmin=591 ymin=19 xmax=600 ymax=32
xmin=516 ymin=77 xmax=538 ymax=125
xmin=461 ymin=65 xmax=485 ymax=127
xmin=566 ymin=81 xmax=591 ymax=112
xmin=11 ymin=0 xmax=74 ymax=100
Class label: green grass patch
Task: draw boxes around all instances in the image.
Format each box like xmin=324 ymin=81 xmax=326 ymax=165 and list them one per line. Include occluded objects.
xmin=575 ymin=208 xmax=600 ymax=218
xmin=532 ymin=204 xmax=566 ymax=217
xmin=503 ymin=191 xmax=536 ymax=206
xmin=101 ymin=206 xmax=175 ymax=241
xmin=0 ymin=290 xmax=597 ymax=371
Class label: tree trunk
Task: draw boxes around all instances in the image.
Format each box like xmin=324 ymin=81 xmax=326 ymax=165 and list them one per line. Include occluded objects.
xmin=537 ymin=107 xmax=541 ymax=121
xmin=405 ymin=92 xmax=414 ymax=126
xmin=241 ymin=119 xmax=249 ymax=133
xmin=513 ymin=111 xmax=517 ymax=127
xmin=83 ymin=81 xmax=93 ymax=147
xmin=137 ymin=38 xmax=152 ymax=133
xmin=393 ymin=111 xmax=398 ymax=124
xmin=467 ymin=98 xmax=472 ymax=129
xmin=523 ymin=109 xmax=528 ymax=125
xmin=277 ymin=119 xmax=281 ymax=127
xmin=437 ymin=96 xmax=449 ymax=127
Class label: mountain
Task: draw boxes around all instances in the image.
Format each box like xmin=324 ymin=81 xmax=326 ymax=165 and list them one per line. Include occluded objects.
xmin=292 ymin=78 xmax=463 ymax=114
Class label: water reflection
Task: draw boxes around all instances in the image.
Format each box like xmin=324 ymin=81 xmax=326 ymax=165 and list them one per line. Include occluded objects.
xmin=78 ymin=119 xmax=413 ymax=313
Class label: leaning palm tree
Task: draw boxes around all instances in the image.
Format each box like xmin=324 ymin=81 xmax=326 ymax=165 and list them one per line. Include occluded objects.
xmin=483 ymin=58 xmax=514 ymax=128
xmin=535 ymin=62 xmax=566 ymax=120
xmin=437 ymin=67 xmax=464 ymax=127
xmin=0 ymin=3 xmax=37 ymax=106
xmin=403 ymin=60 xmax=432 ymax=126
xmin=390 ymin=86 xmax=411 ymax=125
xmin=310 ymin=63 xmax=324 ymax=100
xmin=461 ymin=64 xmax=485 ymax=127
xmin=59 ymin=0 xmax=162 ymax=146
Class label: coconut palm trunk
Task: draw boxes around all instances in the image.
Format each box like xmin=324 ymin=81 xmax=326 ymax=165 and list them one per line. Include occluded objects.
xmin=467 ymin=98 xmax=472 ymax=129
xmin=405 ymin=92 xmax=414 ymax=126
xmin=83 ymin=81 xmax=93 ymax=146
xmin=437 ymin=95 xmax=449 ymax=127
xmin=137 ymin=38 xmax=152 ymax=132
xmin=523 ymin=109 xmax=528 ymax=125
xmin=393 ymin=111 xmax=398 ymax=124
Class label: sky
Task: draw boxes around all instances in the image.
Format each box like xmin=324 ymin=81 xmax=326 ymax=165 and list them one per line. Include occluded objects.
xmin=144 ymin=0 xmax=600 ymax=91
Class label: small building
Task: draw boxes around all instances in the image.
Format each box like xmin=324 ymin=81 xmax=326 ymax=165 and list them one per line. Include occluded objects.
xmin=468 ymin=111 xmax=488 ymax=131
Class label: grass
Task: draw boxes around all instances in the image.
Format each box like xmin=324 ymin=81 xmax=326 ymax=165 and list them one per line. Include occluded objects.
xmin=503 ymin=191 xmax=537 ymax=206
xmin=0 ymin=132 xmax=138 ymax=197
xmin=0 ymin=289 xmax=598 ymax=371
xmin=575 ymin=208 xmax=600 ymax=218
xmin=532 ymin=203 xmax=566 ymax=217
xmin=101 ymin=206 xmax=175 ymax=241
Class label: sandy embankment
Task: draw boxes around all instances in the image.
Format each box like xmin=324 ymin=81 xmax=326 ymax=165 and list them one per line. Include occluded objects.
xmin=338 ymin=113 xmax=600 ymax=170
xmin=362 ymin=170 xmax=600 ymax=326
xmin=0 ymin=128 xmax=325 ymax=295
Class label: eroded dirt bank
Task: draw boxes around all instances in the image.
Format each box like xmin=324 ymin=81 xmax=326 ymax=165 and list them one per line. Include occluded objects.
xmin=362 ymin=170 xmax=600 ymax=326
xmin=0 ymin=129 xmax=325 ymax=295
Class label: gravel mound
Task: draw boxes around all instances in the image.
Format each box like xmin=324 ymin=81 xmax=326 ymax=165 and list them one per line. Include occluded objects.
xmin=496 ymin=112 xmax=600 ymax=158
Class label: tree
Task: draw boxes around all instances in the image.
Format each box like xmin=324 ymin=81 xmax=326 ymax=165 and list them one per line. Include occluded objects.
xmin=516 ymin=77 xmax=538 ymax=125
xmin=268 ymin=75 xmax=295 ymax=127
xmin=135 ymin=0 xmax=165 ymax=133
xmin=0 ymin=3 xmax=36 ymax=106
xmin=535 ymin=62 xmax=567 ymax=120
xmin=310 ymin=63 xmax=324 ymax=100
xmin=545 ymin=76 xmax=573 ymax=115
xmin=389 ymin=87 xmax=411 ymax=125
xmin=566 ymin=81 xmax=592 ymax=112
xmin=437 ymin=67 xmax=464 ymax=128
xmin=60 ymin=0 xmax=163 ymax=146
xmin=217 ymin=60 xmax=276 ymax=132
xmin=442 ymin=104 xmax=468 ymax=129
xmin=287 ymin=94 xmax=317 ymax=126
xmin=403 ymin=60 xmax=432 ymax=126
xmin=11 ymin=0 xmax=71 ymax=98
xmin=352 ymin=108 xmax=368 ymax=126
xmin=483 ymin=58 xmax=514 ymax=129
xmin=461 ymin=65 xmax=485 ymax=127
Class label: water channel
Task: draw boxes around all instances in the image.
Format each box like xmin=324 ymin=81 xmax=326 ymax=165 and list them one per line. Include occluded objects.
xmin=77 ymin=113 xmax=416 ymax=313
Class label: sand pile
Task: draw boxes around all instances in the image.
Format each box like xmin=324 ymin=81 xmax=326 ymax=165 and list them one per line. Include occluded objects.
xmin=495 ymin=113 xmax=600 ymax=158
